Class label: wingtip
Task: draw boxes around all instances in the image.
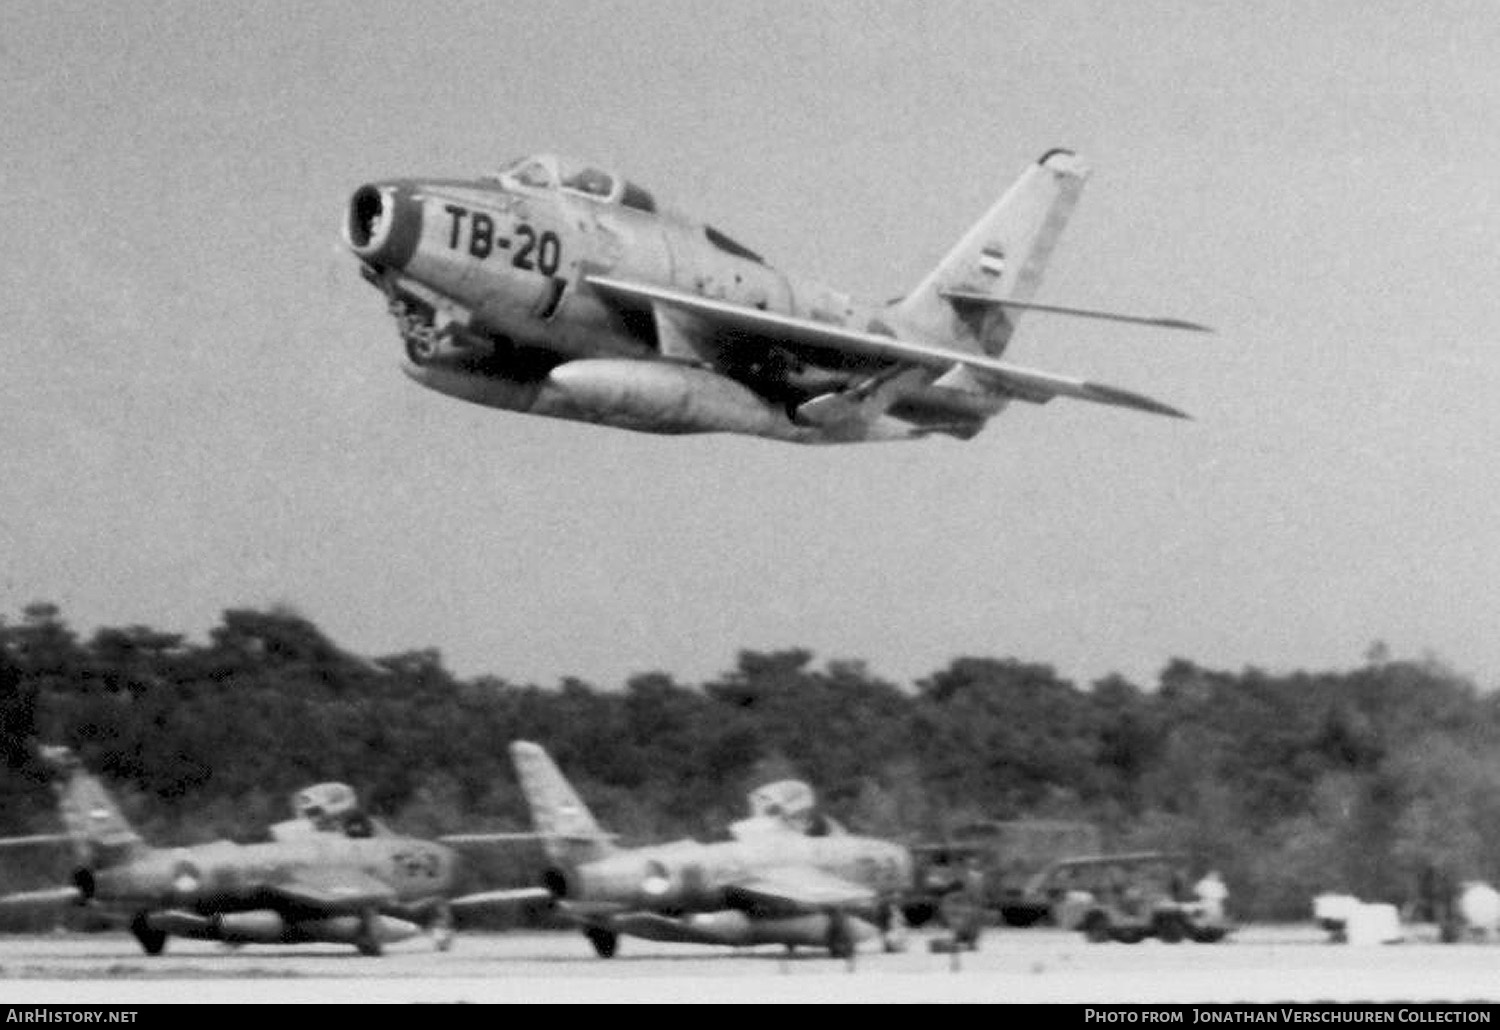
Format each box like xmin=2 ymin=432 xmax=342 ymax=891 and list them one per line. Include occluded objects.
xmin=1159 ymin=318 xmax=1216 ymax=334
xmin=1144 ymin=404 xmax=1192 ymax=420
xmin=1083 ymin=382 xmax=1192 ymax=420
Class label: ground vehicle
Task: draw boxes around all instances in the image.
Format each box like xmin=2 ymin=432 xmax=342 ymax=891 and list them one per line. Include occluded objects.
xmin=1033 ymin=852 xmax=1232 ymax=943
xmin=902 ymin=819 xmax=1102 ymax=927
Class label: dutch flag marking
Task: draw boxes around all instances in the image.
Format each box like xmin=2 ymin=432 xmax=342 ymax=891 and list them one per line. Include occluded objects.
xmin=979 ymin=245 xmax=1007 ymax=277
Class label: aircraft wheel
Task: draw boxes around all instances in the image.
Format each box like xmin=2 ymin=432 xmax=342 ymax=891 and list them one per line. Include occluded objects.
xmin=1154 ymin=913 xmax=1186 ymax=943
xmin=404 ymin=335 xmax=434 ymax=365
xmin=825 ymin=911 xmax=856 ymax=960
xmin=901 ymin=902 xmax=936 ymax=928
xmin=584 ymin=927 xmax=619 ymax=959
xmin=129 ymin=913 xmax=167 ymax=956
xmin=877 ymin=901 xmax=909 ymax=953
xmin=355 ymin=909 xmax=383 ymax=957
xmin=1081 ymin=911 xmax=1112 ymax=944
xmin=431 ymin=904 xmax=455 ymax=952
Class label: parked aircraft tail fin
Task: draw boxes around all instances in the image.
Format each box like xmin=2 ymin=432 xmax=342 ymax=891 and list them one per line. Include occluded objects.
xmin=38 ymin=745 xmax=149 ymax=869
xmin=895 ymin=149 xmax=1089 ymax=356
xmin=509 ymin=741 xmax=616 ymax=864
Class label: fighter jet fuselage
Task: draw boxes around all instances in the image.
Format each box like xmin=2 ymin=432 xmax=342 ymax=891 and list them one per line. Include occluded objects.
xmin=508 ymin=741 xmax=913 ymax=958
xmin=78 ymin=835 xmax=459 ymax=948
xmin=22 ymin=746 xmax=464 ymax=955
xmin=345 ymin=151 xmax=1203 ymax=443
xmin=548 ymin=833 xmax=912 ymax=915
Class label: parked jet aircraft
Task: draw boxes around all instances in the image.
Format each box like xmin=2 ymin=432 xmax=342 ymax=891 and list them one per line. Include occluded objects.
xmin=503 ymin=741 xmax=913 ymax=958
xmin=0 ymin=746 xmax=488 ymax=955
xmin=344 ymin=149 xmax=1207 ymax=443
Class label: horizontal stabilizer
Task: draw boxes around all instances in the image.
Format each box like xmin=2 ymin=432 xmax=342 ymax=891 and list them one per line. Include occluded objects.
xmin=0 ymin=834 xmax=71 ymax=849
xmin=940 ymin=290 xmax=1213 ymax=333
xmin=587 ymin=276 xmax=1189 ymax=419
xmin=0 ymin=886 xmax=83 ymax=909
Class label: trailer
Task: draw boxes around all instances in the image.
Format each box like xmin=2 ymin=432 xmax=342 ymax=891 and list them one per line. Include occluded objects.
xmin=901 ymin=819 xmax=1103 ymax=927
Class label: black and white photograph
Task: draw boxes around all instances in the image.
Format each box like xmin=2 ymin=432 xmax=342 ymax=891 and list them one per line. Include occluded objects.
xmin=2 ymin=0 xmax=1498 ymax=1008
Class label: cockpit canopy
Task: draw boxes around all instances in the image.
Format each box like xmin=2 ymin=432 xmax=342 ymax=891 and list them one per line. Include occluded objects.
xmin=492 ymin=153 xmax=657 ymax=213
xmin=488 ymin=153 xmax=763 ymax=264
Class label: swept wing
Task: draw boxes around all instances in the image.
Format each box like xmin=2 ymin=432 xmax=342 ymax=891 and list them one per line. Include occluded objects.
xmin=268 ymin=866 xmax=397 ymax=911
xmin=723 ymin=865 xmax=877 ymax=916
xmin=586 ymin=276 xmax=1189 ymax=419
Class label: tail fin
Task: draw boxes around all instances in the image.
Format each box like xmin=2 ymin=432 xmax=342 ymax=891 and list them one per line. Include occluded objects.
xmin=895 ymin=149 xmax=1089 ymax=356
xmin=37 ymin=745 xmax=149 ymax=868
xmin=508 ymin=741 xmax=615 ymax=864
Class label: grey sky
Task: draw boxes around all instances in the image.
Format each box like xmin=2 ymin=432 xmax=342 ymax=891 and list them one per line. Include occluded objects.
xmin=4 ymin=1 xmax=1498 ymax=690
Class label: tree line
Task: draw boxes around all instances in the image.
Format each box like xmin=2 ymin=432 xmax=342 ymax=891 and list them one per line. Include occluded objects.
xmin=3 ymin=602 xmax=1498 ymax=921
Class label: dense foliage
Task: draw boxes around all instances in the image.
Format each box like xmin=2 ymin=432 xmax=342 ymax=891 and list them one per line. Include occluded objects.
xmin=3 ymin=602 xmax=1497 ymax=920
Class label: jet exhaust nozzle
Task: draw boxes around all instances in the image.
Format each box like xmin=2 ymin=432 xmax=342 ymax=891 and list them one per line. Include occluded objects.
xmin=69 ymin=868 xmax=95 ymax=903
xmin=345 ymin=184 xmax=421 ymax=268
xmin=541 ymin=867 xmax=573 ymax=899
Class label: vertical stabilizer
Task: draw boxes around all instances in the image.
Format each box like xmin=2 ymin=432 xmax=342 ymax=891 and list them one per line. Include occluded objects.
xmin=895 ymin=149 xmax=1090 ymax=357
xmin=38 ymin=745 xmax=149 ymax=868
xmin=508 ymin=741 xmax=615 ymax=864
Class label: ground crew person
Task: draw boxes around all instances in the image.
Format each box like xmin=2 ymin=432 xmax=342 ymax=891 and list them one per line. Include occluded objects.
xmin=1194 ymin=870 xmax=1229 ymax=922
xmin=938 ymin=857 xmax=987 ymax=950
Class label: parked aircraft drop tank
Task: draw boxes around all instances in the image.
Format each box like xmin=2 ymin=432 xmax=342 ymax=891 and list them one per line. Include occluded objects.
xmin=612 ymin=910 xmax=880 ymax=947
xmin=143 ymin=909 xmax=422 ymax=946
xmin=142 ymin=911 xmax=217 ymax=938
xmin=213 ymin=911 xmax=290 ymax=943
xmin=296 ymin=915 xmax=423 ymax=947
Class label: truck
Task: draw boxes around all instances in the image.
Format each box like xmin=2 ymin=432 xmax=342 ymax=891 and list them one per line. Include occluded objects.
xmin=1038 ymin=852 xmax=1233 ymax=943
xmin=901 ymin=819 xmax=1103 ymax=927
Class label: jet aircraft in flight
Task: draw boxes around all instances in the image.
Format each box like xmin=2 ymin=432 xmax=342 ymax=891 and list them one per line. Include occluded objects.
xmin=0 ymin=746 xmax=495 ymax=955
xmin=502 ymin=741 xmax=913 ymax=958
xmin=344 ymin=149 xmax=1207 ymax=443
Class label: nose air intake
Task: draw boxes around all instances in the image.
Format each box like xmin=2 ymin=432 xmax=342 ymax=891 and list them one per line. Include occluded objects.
xmin=344 ymin=184 xmax=421 ymax=269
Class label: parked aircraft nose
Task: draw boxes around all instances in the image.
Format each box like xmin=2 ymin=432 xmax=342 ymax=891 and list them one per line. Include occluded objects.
xmin=344 ymin=183 xmax=421 ymax=269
